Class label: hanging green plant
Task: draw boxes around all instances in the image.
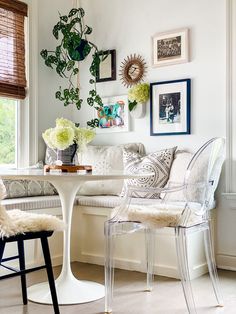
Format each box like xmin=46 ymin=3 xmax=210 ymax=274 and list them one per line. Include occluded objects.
xmin=40 ymin=7 xmax=106 ymax=128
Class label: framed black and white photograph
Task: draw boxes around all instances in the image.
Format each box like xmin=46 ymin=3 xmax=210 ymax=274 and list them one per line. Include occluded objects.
xmin=150 ymin=79 xmax=191 ymax=136
xmin=152 ymin=28 xmax=189 ymax=67
xmin=96 ymin=49 xmax=116 ymax=82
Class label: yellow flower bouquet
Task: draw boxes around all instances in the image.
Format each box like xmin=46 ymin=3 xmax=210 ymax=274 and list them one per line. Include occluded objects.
xmin=42 ymin=118 xmax=95 ymax=165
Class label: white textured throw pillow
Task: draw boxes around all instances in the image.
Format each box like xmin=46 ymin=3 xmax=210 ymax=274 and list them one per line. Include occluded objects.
xmin=162 ymin=150 xmax=193 ymax=201
xmin=121 ymin=147 xmax=177 ymax=198
xmin=78 ymin=143 xmax=145 ymax=196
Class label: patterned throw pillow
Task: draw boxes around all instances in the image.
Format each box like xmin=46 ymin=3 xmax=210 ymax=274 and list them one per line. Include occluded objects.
xmin=121 ymin=147 xmax=177 ymax=198
xmin=3 ymin=180 xmax=58 ymax=199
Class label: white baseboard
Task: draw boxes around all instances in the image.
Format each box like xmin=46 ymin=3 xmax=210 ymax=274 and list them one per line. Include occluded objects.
xmin=217 ymin=253 xmax=236 ymax=271
xmin=78 ymin=252 xmax=208 ymax=280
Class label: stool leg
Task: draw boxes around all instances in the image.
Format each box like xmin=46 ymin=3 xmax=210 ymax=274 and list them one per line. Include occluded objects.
xmin=0 ymin=241 xmax=6 ymax=263
xmin=41 ymin=236 xmax=60 ymax=314
xmin=17 ymin=239 xmax=27 ymax=305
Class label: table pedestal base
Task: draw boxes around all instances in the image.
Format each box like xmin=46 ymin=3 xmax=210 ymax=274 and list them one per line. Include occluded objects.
xmin=27 ymin=276 xmax=105 ymax=305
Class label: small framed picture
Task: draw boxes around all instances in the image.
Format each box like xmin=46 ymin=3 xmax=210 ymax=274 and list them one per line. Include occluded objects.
xmin=96 ymin=49 xmax=116 ymax=82
xmin=150 ymin=79 xmax=191 ymax=136
xmin=95 ymin=95 xmax=129 ymax=133
xmin=152 ymin=28 xmax=189 ymax=67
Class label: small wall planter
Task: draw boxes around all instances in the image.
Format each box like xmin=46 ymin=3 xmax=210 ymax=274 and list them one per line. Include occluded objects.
xmin=130 ymin=103 xmax=146 ymax=119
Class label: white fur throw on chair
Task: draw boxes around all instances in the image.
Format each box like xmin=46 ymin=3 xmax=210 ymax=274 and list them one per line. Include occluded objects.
xmin=0 ymin=180 xmax=65 ymax=238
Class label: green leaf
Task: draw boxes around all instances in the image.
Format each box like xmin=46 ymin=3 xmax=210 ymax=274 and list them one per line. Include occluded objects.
xmin=89 ymin=79 xmax=95 ymax=84
xmin=47 ymin=55 xmax=58 ymax=64
xmin=78 ymin=8 xmax=85 ymax=17
xmin=45 ymin=59 xmax=53 ymax=68
xmin=55 ymin=46 xmax=62 ymax=58
xmin=87 ymin=97 xmax=94 ymax=106
xmin=128 ymin=100 xmax=137 ymax=112
xmin=76 ymin=99 xmax=83 ymax=110
xmin=68 ymin=8 xmax=78 ymax=18
xmin=73 ymin=68 xmax=79 ymax=75
xmin=87 ymin=118 xmax=99 ymax=128
xmin=40 ymin=49 xmax=48 ymax=59
xmin=67 ymin=60 xmax=75 ymax=71
xmin=94 ymin=95 xmax=103 ymax=106
xmin=52 ymin=23 xmax=61 ymax=39
xmin=84 ymin=25 xmax=92 ymax=35
xmin=89 ymin=89 xmax=96 ymax=97
xmin=60 ymin=15 xmax=68 ymax=22
xmin=63 ymin=89 xmax=69 ymax=97
xmin=55 ymin=91 xmax=62 ymax=99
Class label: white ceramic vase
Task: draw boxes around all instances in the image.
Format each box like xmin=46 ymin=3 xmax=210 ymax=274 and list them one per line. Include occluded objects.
xmin=130 ymin=102 xmax=146 ymax=119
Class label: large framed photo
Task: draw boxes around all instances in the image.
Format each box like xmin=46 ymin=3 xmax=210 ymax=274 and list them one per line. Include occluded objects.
xmin=96 ymin=49 xmax=116 ymax=82
xmin=152 ymin=28 xmax=189 ymax=67
xmin=150 ymin=79 xmax=191 ymax=136
xmin=95 ymin=95 xmax=129 ymax=133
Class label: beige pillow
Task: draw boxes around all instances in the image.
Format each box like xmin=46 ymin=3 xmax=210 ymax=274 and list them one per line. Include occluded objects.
xmin=78 ymin=143 xmax=145 ymax=196
xmin=121 ymin=147 xmax=177 ymax=198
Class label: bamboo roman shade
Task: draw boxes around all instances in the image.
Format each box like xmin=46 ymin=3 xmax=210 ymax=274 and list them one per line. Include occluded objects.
xmin=0 ymin=0 xmax=27 ymax=99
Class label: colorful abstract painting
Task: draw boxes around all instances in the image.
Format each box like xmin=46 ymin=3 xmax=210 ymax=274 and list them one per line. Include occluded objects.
xmin=96 ymin=95 xmax=129 ymax=133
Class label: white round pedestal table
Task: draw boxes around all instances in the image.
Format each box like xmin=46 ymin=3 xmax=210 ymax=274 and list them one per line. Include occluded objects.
xmin=0 ymin=169 xmax=153 ymax=305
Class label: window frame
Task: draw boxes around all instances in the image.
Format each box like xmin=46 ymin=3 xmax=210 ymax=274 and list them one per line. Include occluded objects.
xmin=17 ymin=0 xmax=38 ymax=168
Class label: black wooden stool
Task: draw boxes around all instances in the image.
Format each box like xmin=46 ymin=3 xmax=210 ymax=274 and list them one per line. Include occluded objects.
xmin=0 ymin=231 xmax=59 ymax=313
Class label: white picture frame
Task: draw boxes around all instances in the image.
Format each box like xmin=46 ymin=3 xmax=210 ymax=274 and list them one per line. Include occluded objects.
xmin=152 ymin=28 xmax=189 ymax=67
xmin=95 ymin=95 xmax=130 ymax=133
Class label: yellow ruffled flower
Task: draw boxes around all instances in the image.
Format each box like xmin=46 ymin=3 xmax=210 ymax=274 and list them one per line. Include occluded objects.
xmin=56 ymin=117 xmax=76 ymax=129
xmin=42 ymin=128 xmax=56 ymax=149
xmin=76 ymin=128 xmax=95 ymax=152
xmin=50 ymin=127 xmax=75 ymax=150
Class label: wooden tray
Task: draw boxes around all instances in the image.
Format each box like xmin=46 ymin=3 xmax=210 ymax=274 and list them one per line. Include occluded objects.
xmin=44 ymin=165 xmax=92 ymax=173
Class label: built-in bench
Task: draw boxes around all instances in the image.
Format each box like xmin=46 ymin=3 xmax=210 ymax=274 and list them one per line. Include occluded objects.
xmin=0 ymin=143 xmax=217 ymax=279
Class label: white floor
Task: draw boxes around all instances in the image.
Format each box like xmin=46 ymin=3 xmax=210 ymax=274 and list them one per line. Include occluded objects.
xmin=0 ymin=262 xmax=236 ymax=313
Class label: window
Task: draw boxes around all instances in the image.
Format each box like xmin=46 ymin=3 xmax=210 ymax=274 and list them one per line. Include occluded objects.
xmin=0 ymin=0 xmax=37 ymax=168
xmin=0 ymin=97 xmax=17 ymax=167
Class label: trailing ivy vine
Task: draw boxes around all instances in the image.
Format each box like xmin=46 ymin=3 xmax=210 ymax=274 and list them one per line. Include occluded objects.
xmin=40 ymin=7 xmax=106 ymax=128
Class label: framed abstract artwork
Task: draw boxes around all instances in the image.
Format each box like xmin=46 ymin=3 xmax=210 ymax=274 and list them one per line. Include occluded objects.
xmin=95 ymin=95 xmax=129 ymax=133
xmin=152 ymin=28 xmax=189 ymax=67
xmin=150 ymin=78 xmax=191 ymax=136
xmin=96 ymin=49 xmax=116 ymax=82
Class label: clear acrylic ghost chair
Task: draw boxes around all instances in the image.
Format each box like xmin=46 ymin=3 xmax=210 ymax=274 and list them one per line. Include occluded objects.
xmin=104 ymin=137 xmax=225 ymax=314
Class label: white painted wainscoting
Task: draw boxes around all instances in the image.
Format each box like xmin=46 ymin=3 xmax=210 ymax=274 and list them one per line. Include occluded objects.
xmin=74 ymin=205 xmax=209 ymax=280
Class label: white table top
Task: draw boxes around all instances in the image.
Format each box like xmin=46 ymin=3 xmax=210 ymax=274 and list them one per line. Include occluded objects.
xmin=0 ymin=168 xmax=154 ymax=182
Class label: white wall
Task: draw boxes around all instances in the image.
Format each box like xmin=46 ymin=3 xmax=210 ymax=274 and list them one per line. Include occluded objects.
xmin=76 ymin=0 xmax=226 ymax=154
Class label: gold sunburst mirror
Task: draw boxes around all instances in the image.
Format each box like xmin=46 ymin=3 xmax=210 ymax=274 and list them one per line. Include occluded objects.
xmin=119 ymin=54 xmax=147 ymax=88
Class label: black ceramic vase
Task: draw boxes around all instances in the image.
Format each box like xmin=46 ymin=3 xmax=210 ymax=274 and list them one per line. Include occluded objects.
xmin=57 ymin=143 xmax=78 ymax=165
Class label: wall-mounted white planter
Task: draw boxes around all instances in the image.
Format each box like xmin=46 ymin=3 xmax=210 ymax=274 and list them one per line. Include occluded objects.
xmin=130 ymin=103 xmax=146 ymax=119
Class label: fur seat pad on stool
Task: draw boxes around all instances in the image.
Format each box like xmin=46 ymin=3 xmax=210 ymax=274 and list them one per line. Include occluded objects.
xmin=0 ymin=179 xmax=65 ymax=238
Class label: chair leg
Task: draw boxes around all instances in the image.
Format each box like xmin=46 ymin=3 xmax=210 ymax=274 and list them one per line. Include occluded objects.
xmin=17 ymin=239 xmax=27 ymax=305
xmin=203 ymin=225 xmax=223 ymax=306
xmin=145 ymin=228 xmax=155 ymax=291
xmin=0 ymin=241 xmax=6 ymax=263
xmin=175 ymin=227 xmax=197 ymax=314
xmin=105 ymin=221 xmax=115 ymax=313
xmin=40 ymin=236 xmax=60 ymax=314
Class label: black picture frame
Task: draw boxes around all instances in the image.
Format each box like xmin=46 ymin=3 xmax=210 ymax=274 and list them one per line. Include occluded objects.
xmin=96 ymin=49 xmax=116 ymax=82
xmin=150 ymin=78 xmax=191 ymax=136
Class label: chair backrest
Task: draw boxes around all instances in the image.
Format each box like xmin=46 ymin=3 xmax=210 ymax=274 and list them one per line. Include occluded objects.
xmin=183 ymin=138 xmax=225 ymax=215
